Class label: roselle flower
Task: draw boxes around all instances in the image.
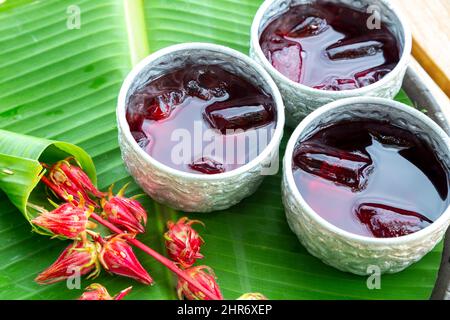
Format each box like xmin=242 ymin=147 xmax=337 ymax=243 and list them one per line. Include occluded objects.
xmin=78 ymin=283 xmax=132 ymax=300
xmin=113 ymin=286 xmax=133 ymax=300
xmin=35 ymin=239 xmax=100 ymax=285
xmin=98 ymin=234 xmax=153 ymax=285
xmin=177 ymin=265 xmax=223 ymax=300
xmin=101 ymin=184 xmax=147 ymax=234
xmin=237 ymin=293 xmax=268 ymax=300
xmin=42 ymin=157 xmax=105 ymax=206
xmin=31 ymin=199 xmax=93 ymax=239
xmin=164 ymin=217 xmax=204 ymax=268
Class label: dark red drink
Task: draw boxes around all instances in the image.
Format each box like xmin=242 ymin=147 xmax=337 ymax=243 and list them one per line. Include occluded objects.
xmin=260 ymin=1 xmax=401 ymax=90
xmin=126 ymin=65 xmax=276 ymax=174
xmin=292 ymin=120 xmax=449 ymax=238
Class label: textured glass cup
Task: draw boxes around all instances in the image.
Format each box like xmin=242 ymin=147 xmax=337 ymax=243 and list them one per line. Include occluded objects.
xmin=250 ymin=0 xmax=412 ymax=126
xmin=282 ymin=97 xmax=450 ymax=275
xmin=117 ymin=43 xmax=285 ymax=212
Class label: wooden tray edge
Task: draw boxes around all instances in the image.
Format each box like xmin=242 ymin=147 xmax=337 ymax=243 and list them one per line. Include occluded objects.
xmin=402 ymin=61 xmax=450 ymax=300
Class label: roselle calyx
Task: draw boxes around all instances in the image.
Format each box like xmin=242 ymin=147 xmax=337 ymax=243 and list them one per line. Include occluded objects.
xmin=177 ymin=265 xmax=223 ymax=300
xmin=35 ymin=239 xmax=100 ymax=285
xmin=113 ymin=286 xmax=133 ymax=300
xmin=30 ymin=196 xmax=95 ymax=239
xmin=89 ymin=213 xmax=222 ymax=300
xmin=98 ymin=233 xmax=153 ymax=285
xmin=101 ymin=184 xmax=147 ymax=234
xmin=78 ymin=283 xmax=111 ymax=300
xmin=164 ymin=217 xmax=204 ymax=268
xmin=42 ymin=157 xmax=105 ymax=206
xmin=78 ymin=283 xmax=132 ymax=300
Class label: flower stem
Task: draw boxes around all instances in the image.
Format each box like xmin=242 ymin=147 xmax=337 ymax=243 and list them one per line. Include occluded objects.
xmin=90 ymin=213 xmax=221 ymax=300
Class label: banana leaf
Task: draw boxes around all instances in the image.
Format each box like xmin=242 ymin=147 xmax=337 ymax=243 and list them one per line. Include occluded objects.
xmin=0 ymin=0 xmax=443 ymax=300
xmin=0 ymin=129 xmax=96 ymax=224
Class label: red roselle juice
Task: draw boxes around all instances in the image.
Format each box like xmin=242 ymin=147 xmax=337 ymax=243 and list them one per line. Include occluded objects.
xmin=126 ymin=65 xmax=276 ymax=174
xmin=292 ymin=121 xmax=449 ymax=238
xmin=259 ymin=2 xmax=401 ymax=90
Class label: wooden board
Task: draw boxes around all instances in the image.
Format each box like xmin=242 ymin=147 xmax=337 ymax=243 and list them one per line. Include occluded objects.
xmin=392 ymin=0 xmax=450 ymax=97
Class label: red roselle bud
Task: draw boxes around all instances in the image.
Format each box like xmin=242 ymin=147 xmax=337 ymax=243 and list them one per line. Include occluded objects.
xmin=78 ymin=283 xmax=111 ymax=300
xmin=98 ymin=234 xmax=153 ymax=285
xmin=177 ymin=265 xmax=223 ymax=300
xmin=35 ymin=239 xmax=100 ymax=285
xmin=237 ymin=293 xmax=268 ymax=300
xmin=101 ymin=184 xmax=147 ymax=234
xmin=30 ymin=198 xmax=94 ymax=239
xmin=113 ymin=286 xmax=133 ymax=300
xmin=41 ymin=157 xmax=105 ymax=206
xmin=78 ymin=283 xmax=132 ymax=300
xmin=164 ymin=217 xmax=204 ymax=268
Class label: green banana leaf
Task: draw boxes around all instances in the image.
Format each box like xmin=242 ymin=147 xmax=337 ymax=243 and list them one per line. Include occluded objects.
xmin=0 ymin=129 xmax=96 ymax=224
xmin=0 ymin=0 xmax=443 ymax=300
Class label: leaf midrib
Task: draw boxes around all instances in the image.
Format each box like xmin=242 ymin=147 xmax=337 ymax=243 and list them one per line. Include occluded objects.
xmin=124 ymin=0 xmax=149 ymax=65
xmin=122 ymin=0 xmax=178 ymax=300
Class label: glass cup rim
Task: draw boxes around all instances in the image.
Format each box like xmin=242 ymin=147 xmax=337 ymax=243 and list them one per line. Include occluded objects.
xmin=250 ymin=0 xmax=413 ymax=95
xmin=117 ymin=42 xmax=286 ymax=181
xmin=283 ymin=96 xmax=450 ymax=245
